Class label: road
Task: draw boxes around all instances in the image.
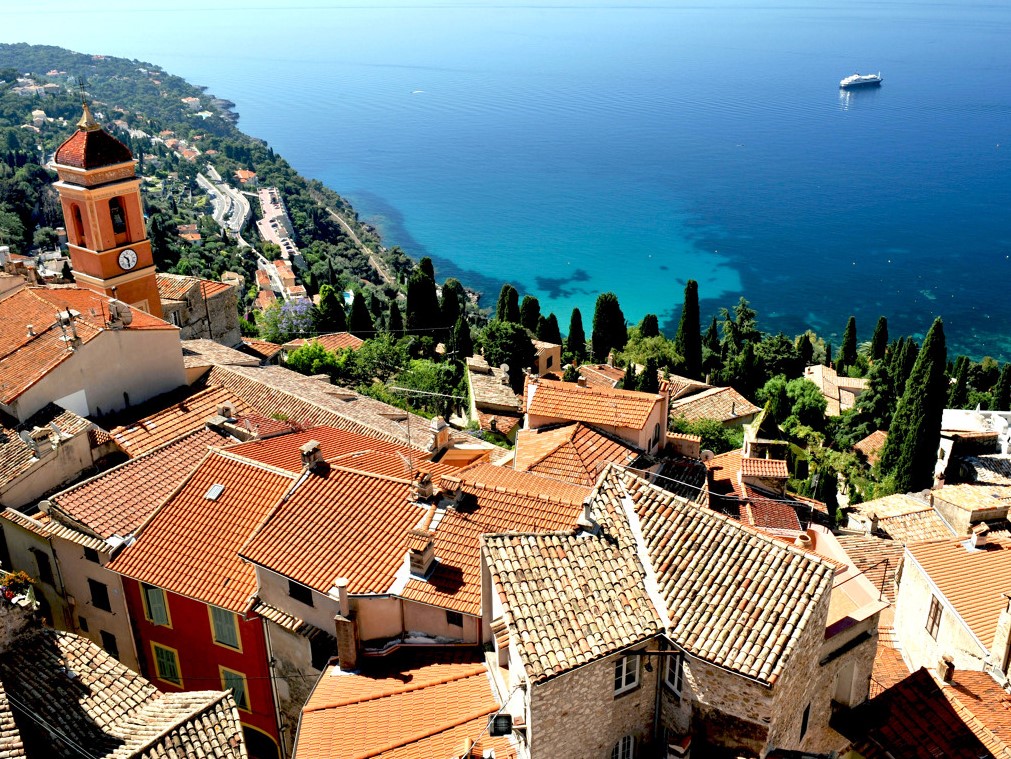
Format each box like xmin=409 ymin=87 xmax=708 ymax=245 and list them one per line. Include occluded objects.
xmin=325 ymin=209 xmax=394 ymax=286
xmin=197 ymin=171 xmax=252 ymax=247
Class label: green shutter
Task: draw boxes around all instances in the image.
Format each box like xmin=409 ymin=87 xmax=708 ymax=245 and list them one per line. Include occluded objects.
xmin=211 ymin=606 xmax=240 ymax=648
xmin=144 ymin=585 xmax=169 ymax=626
xmin=222 ymin=669 xmax=248 ymax=709
xmin=154 ymin=645 xmax=180 ymax=685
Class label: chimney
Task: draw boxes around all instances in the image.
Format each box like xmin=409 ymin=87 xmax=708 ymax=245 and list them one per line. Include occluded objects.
xmin=868 ymin=512 xmax=879 ymax=535
xmin=300 ymin=439 xmax=323 ymax=469
xmin=216 ymin=401 xmax=236 ymax=419
xmin=331 ymin=577 xmax=358 ymax=671
xmin=413 ymin=472 xmax=435 ymax=500
xmin=407 ymin=529 xmax=436 ymax=577
xmin=577 ymin=496 xmax=598 ymax=533
xmin=938 ymin=655 xmax=955 ymax=683
xmin=26 ymin=324 xmax=33 ymax=337
xmin=968 ymin=523 xmax=990 ymax=550
xmin=441 ymin=475 xmax=464 ymax=506
xmin=332 ymin=577 xmax=350 ymax=617
xmin=429 ymin=416 xmax=451 ymax=454
xmin=577 ymin=376 xmax=587 ymax=387
xmin=794 ymin=533 xmax=813 ymax=549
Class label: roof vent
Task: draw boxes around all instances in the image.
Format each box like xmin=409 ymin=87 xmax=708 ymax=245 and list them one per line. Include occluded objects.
xmin=488 ymin=714 xmax=512 ymax=737
xmin=26 ymin=324 xmax=34 ymax=337
xmin=413 ymin=472 xmax=435 ymax=501
xmin=794 ymin=533 xmax=813 ymax=549
xmin=967 ymin=523 xmax=990 ymax=551
xmin=204 ymin=483 xmax=225 ymax=500
xmin=217 ymin=402 xmax=236 ymax=420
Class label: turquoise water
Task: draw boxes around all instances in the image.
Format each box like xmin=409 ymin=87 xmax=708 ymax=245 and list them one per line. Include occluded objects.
xmin=6 ymin=1 xmax=1011 ymax=356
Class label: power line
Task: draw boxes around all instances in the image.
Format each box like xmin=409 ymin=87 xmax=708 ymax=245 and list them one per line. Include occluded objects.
xmin=3 ymin=690 xmax=102 ymax=759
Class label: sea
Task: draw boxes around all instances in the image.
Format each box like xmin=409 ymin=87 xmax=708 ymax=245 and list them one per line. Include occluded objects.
xmin=5 ymin=1 xmax=1011 ymax=358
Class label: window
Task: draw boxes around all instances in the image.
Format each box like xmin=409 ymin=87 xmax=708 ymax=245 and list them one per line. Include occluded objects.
xmin=664 ymin=652 xmax=684 ymax=696
xmin=310 ymin=634 xmax=336 ymax=671
xmin=32 ymin=549 xmax=54 ymax=586
xmin=611 ymin=734 xmax=635 ymax=759
xmin=800 ymin=703 xmax=811 ymax=740
xmin=88 ymin=579 xmax=111 ymax=612
xmin=153 ymin=643 xmax=182 ymax=686
xmin=210 ymin=606 xmax=241 ymax=650
xmin=100 ymin=631 xmax=119 ymax=658
xmin=926 ymin=596 xmax=943 ymax=640
xmin=288 ymin=580 xmax=314 ymax=607
xmin=84 ymin=547 xmax=100 ymax=564
xmin=142 ymin=583 xmax=171 ymax=626
xmin=221 ymin=667 xmax=249 ymax=710
xmin=613 ymin=654 xmax=640 ymax=696
xmin=446 ymin=610 xmax=464 ymax=627
xmin=78 ymin=615 xmax=89 ymax=633
xmin=546 ymin=355 xmax=554 ymax=369
xmin=109 ymin=196 xmax=127 ymax=235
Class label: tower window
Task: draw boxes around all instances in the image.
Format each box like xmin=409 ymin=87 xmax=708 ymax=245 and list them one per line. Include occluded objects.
xmin=72 ymin=204 xmax=86 ymax=247
xmin=109 ymin=197 xmax=128 ymax=235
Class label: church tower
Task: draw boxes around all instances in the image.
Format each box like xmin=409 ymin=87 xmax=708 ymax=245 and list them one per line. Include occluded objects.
xmin=52 ymin=102 xmax=162 ymax=317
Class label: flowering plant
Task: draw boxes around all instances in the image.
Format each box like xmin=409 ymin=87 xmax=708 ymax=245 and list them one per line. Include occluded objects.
xmin=0 ymin=570 xmax=34 ymax=601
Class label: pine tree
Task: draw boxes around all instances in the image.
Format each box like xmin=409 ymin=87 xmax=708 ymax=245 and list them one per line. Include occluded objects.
xmin=520 ymin=295 xmax=541 ymax=333
xmin=496 ymin=284 xmax=520 ymax=323
xmin=388 ymin=300 xmax=404 ymax=335
xmin=453 ymin=316 xmax=473 ymax=358
xmin=316 ymin=284 xmax=347 ymax=332
xmin=348 ymin=293 xmax=374 ymax=338
xmin=795 ymin=332 xmax=814 ymax=366
xmin=591 ymin=292 xmax=628 ymax=363
xmin=405 ymin=270 xmax=440 ymax=333
xmin=440 ymin=278 xmax=465 ymax=329
xmin=673 ymin=280 xmax=703 ymax=379
xmin=870 ymin=316 xmax=889 ymax=362
xmin=537 ymin=313 xmax=562 ymax=345
xmin=948 ymin=355 xmax=970 ymax=408
xmin=639 ymin=357 xmax=660 ymax=394
xmin=639 ymin=313 xmax=660 ymax=338
xmin=567 ymin=308 xmax=587 ymax=360
xmin=995 ymin=363 xmax=1011 ymax=411
xmin=839 ymin=316 xmax=857 ymax=371
xmin=419 ymin=256 xmax=436 ymax=283
xmin=879 ymin=317 xmax=947 ymax=491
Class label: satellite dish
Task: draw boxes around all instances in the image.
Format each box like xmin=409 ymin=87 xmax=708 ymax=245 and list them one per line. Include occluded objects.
xmin=700 ymin=449 xmax=715 ymax=463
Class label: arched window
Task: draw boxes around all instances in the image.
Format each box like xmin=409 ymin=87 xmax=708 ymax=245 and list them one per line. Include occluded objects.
xmin=109 ymin=196 xmax=128 ymax=235
xmin=611 ymin=735 xmax=635 ymax=759
xmin=71 ymin=204 xmax=85 ymax=246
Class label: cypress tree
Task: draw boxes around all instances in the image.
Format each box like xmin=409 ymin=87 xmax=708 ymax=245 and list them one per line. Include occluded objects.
xmin=348 ymin=293 xmax=374 ymax=338
xmin=419 ymin=256 xmax=436 ymax=283
xmin=995 ymin=363 xmax=1011 ymax=411
xmin=639 ymin=357 xmax=660 ymax=394
xmin=824 ymin=342 xmax=833 ymax=368
xmin=870 ymin=316 xmax=888 ymax=362
xmin=839 ymin=316 xmax=857 ymax=371
xmin=673 ymin=280 xmax=703 ymax=380
xmin=879 ymin=317 xmax=947 ymax=491
xmin=621 ymin=363 xmax=639 ymax=391
xmin=639 ymin=313 xmax=660 ymax=338
xmin=405 ymin=270 xmax=440 ymax=333
xmin=701 ymin=316 xmax=722 ymax=379
xmin=567 ymin=308 xmax=587 ymax=360
xmin=316 ymin=284 xmax=347 ymax=332
xmin=440 ymin=278 xmax=465 ymax=329
xmin=892 ymin=338 xmax=919 ymax=399
xmin=453 ymin=316 xmax=473 ymax=358
xmin=388 ymin=300 xmax=404 ymax=334
xmin=948 ymin=356 xmax=970 ymax=408
xmin=369 ymin=291 xmax=384 ymax=321
xmin=537 ymin=313 xmax=562 ymax=345
xmin=591 ymin=292 xmax=628 ymax=363
xmin=795 ymin=332 xmax=814 ymax=366
xmin=520 ymin=295 xmax=541 ymax=333
xmin=496 ymin=284 xmax=520 ymax=323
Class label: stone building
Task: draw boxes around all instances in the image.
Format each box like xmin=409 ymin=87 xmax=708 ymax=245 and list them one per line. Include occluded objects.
xmin=481 ymin=466 xmax=884 ymax=758
xmin=157 ymin=272 xmax=241 ymax=346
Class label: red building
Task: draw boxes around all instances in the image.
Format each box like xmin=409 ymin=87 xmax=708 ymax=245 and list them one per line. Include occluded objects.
xmin=110 ymin=448 xmax=296 ymax=758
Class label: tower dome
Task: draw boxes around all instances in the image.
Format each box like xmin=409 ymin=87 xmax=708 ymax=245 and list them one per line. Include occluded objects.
xmin=54 ymin=102 xmax=133 ymax=171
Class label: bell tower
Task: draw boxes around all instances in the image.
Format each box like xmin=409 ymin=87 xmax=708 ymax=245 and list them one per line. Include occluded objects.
xmin=52 ymin=101 xmax=162 ymax=317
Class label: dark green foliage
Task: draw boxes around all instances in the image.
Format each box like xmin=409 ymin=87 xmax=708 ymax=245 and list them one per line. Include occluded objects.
xmin=839 ymin=316 xmax=858 ymax=370
xmin=419 ymin=256 xmax=436 ymax=283
xmin=348 ymin=293 xmax=374 ymax=338
xmin=755 ymin=333 xmax=803 ymax=383
xmin=562 ymin=364 xmax=580 ymax=382
xmin=824 ymin=342 xmax=833 ymax=367
xmin=453 ymin=316 xmax=473 ymax=359
xmin=669 ymin=416 xmax=743 ymax=455
xmin=879 ymin=318 xmax=947 ymax=492
xmin=796 ymin=333 xmax=814 ymax=365
xmin=639 ymin=358 xmax=660 ymax=394
xmin=566 ymin=308 xmax=587 ymax=360
xmin=947 ymin=355 xmax=969 ymax=408
xmin=316 ymin=284 xmax=347 ymax=332
xmin=813 ymin=464 xmax=840 ymax=524
xmin=519 ymin=295 xmax=541 ymax=333
xmin=701 ymin=317 xmax=722 ymax=379
xmin=891 ymin=338 xmax=919 ymax=399
xmin=482 ymin=320 xmax=535 ymax=393
xmin=496 ymin=284 xmax=520 ymax=323
xmin=591 ymin=292 xmax=628 ymax=362
xmin=757 ymin=376 xmax=791 ymax=429
xmin=673 ymin=280 xmax=702 ymax=379
xmin=388 ymin=299 xmax=404 ymax=334
xmin=870 ymin=317 xmax=888 ymax=362
xmin=440 ymin=278 xmax=465 ymax=329
xmin=994 ymin=363 xmax=1011 ymax=411
xmin=405 ymin=270 xmax=441 ymax=333
xmin=785 ymin=377 xmax=828 ymax=430
xmin=639 ymin=313 xmax=660 ymax=338
xmin=537 ymin=313 xmax=562 ymax=345
xmin=620 ymin=363 xmax=639 ymax=391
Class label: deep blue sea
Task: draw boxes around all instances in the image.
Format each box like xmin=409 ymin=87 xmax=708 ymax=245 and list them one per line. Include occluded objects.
xmin=6 ymin=1 xmax=1011 ymax=357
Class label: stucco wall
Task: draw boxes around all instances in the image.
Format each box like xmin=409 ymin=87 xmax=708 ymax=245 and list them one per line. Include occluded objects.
xmin=0 ymin=431 xmax=96 ymax=510
xmin=0 ymin=519 xmax=70 ymax=630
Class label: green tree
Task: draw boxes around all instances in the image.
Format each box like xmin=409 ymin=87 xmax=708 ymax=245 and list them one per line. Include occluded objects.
xmin=440 ymin=278 xmax=465 ymax=329
xmin=839 ymin=316 xmax=857 ymax=371
xmin=995 ymin=363 xmax=1011 ymax=411
xmin=285 ymin=340 xmax=339 ymax=376
xmin=496 ymin=284 xmax=520 ymax=323
xmin=520 ymin=295 xmax=541 ymax=333
xmin=32 ymin=226 xmax=58 ymax=250
xmin=348 ymin=293 xmax=374 ymax=338
xmin=795 ymin=332 xmax=815 ymax=366
xmin=562 ymin=364 xmax=580 ymax=382
xmin=388 ymin=299 xmax=404 ymax=335
xmin=419 ymin=256 xmax=436 ymax=283
xmin=537 ymin=313 xmax=562 ymax=345
xmin=702 ymin=317 xmax=722 ymax=378
xmin=453 ymin=316 xmax=474 ymax=359
xmin=673 ymin=280 xmax=702 ymax=379
xmin=785 ymin=377 xmax=828 ymax=429
xmin=482 ymin=320 xmax=535 ymax=392
xmin=639 ymin=313 xmax=660 ymax=338
xmin=879 ymin=317 xmax=947 ymax=492
xmin=639 ymin=358 xmax=660 ymax=394
xmin=855 ymin=361 xmax=895 ymax=432
xmin=620 ymin=362 xmax=639 ymax=391
xmin=405 ymin=270 xmax=440 ymax=334
xmin=870 ymin=316 xmax=889 ymax=362
xmin=755 ymin=333 xmax=802 ymax=383
xmin=591 ymin=292 xmax=628 ymax=362
xmin=258 ymin=299 xmax=316 ymax=344
xmin=566 ymin=308 xmax=587 ymax=360
xmin=891 ymin=338 xmax=919 ymax=399
xmin=813 ymin=464 xmax=840 ymax=524
xmin=947 ymin=355 xmax=970 ymax=408
xmin=669 ymin=416 xmax=743 ymax=455
xmin=316 ymin=284 xmax=347 ymax=333
xmin=757 ymin=376 xmax=791 ymax=429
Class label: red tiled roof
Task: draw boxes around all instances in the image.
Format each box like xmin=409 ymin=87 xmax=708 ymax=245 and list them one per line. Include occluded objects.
xmin=109 ymin=450 xmax=295 ymax=612
xmin=240 ymin=338 xmax=283 ymax=361
xmin=284 ymin=332 xmax=365 ymax=353
xmin=0 ymin=288 xmax=172 ymax=404
xmin=54 ymin=126 xmax=133 ymax=169
xmin=49 ymin=428 xmax=223 ymax=539
xmin=224 ymin=426 xmax=415 ymax=473
xmin=740 ymin=457 xmax=789 ymax=479
xmin=577 ymin=364 xmax=625 ymax=388
xmin=526 ymin=378 xmax=663 ymax=430
xmin=944 ymin=670 xmax=1011 ymax=757
xmin=854 ymin=430 xmax=888 ymax=466
xmin=156 ymin=273 xmax=232 ymax=303
xmin=296 ymin=650 xmax=515 ymax=759
xmin=740 ymin=497 xmax=803 ymax=533
xmin=513 ymin=423 xmax=639 ymax=486
xmin=0 ymin=404 xmax=93 ymax=489
xmin=837 ymin=534 xmax=904 ymax=604
xmin=669 ymin=386 xmax=761 ymax=424
xmin=475 ymin=410 xmax=522 ymax=436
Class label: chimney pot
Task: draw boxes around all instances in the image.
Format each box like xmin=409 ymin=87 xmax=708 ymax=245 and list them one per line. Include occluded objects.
xmin=413 ymin=473 xmax=435 ymax=500
xmin=939 ymin=655 xmax=955 ymax=683
xmin=300 ymin=439 xmax=323 ymax=469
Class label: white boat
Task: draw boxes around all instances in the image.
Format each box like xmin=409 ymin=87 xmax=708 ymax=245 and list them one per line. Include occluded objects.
xmin=840 ymin=72 xmax=882 ymax=89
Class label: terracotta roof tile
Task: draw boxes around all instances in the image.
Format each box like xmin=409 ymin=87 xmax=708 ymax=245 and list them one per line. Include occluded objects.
xmin=156 ymin=273 xmax=234 ymax=303
xmin=49 ymin=428 xmax=224 ymax=539
xmin=836 ymin=534 xmax=904 ymax=604
xmin=668 ymin=386 xmax=761 ymax=424
xmin=907 ymin=536 xmax=1011 ymax=647
xmin=870 ymin=626 xmax=912 ymax=698
xmin=854 ymin=430 xmax=888 ymax=466
xmin=739 ymin=497 xmax=803 ymax=533
xmin=224 ymin=426 xmax=418 ymax=473
xmin=513 ymin=423 xmax=640 ymax=486
xmin=851 ymin=493 xmax=956 ymax=543
xmin=526 ymin=378 xmax=663 ymax=430
xmin=240 ymin=338 xmax=283 ymax=362
xmin=933 ymin=483 xmax=1011 ymax=514
xmin=0 ymin=624 xmax=245 ymax=758
xmin=475 ymin=410 xmax=522 ymax=436
xmin=109 ymin=450 xmax=295 ymax=612
xmin=467 ymin=357 xmax=523 ymax=412
xmin=577 ymin=364 xmax=625 ymax=388
xmin=740 ymin=457 xmax=789 ymax=479
xmin=0 ymin=404 xmax=93 ymax=489
xmin=54 ymin=125 xmax=133 ymax=169
xmin=296 ymin=650 xmax=515 ymax=759
xmin=944 ymin=670 xmax=1011 ymax=757
xmin=284 ymin=332 xmax=364 ymax=353
xmin=181 ymin=339 xmax=260 ymax=367
xmin=1 ymin=509 xmax=107 ymax=553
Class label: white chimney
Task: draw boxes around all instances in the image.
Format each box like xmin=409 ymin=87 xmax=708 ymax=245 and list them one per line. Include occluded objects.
xmin=300 ymin=439 xmax=323 ymax=469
